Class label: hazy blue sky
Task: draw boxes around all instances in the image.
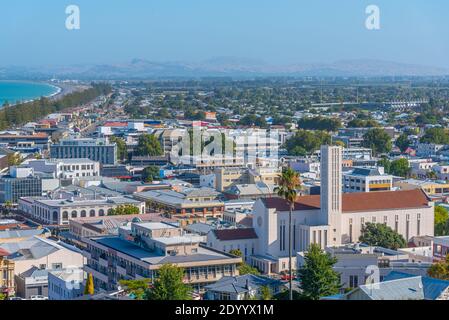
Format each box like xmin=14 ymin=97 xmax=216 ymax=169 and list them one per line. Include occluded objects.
xmin=1 ymin=0 xmax=449 ymax=67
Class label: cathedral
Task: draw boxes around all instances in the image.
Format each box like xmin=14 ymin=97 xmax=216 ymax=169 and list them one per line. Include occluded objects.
xmin=251 ymin=145 xmax=434 ymax=274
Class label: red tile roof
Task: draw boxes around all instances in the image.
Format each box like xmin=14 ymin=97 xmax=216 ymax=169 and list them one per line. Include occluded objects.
xmin=262 ymin=189 xmax=430 ymax=213
xmin=212 ymin=228 xmax=258 ymax=241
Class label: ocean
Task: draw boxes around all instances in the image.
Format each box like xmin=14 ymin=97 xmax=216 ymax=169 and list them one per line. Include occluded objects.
xmin=0 ymin=81 xmax=60 ymax=106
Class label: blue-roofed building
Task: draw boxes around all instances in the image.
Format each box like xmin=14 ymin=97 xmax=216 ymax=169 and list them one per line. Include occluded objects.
xmin=383 ymin=271 xmax=449 ymax=300
xmin=331 ymin=271 xmax=449 ymax=300
xmin=204 ymin=274 xmax=283 ymax=300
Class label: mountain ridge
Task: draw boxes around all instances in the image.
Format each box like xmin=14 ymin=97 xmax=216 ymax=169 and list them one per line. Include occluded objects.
xmin=1 ymin=58 xmax=448 ymax=80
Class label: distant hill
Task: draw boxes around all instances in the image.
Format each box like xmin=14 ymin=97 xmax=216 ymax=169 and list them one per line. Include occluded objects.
xmin=1 ymin=58 xmax=448 ymax=80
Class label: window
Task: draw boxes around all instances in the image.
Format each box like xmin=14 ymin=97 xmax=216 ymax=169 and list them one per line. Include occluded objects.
xmin=52 ymin=263 xmax=63 ymax=270
xmin=71 ymin=211 xmax=77 ymax=218
xmin=81 ymin=210 xmax=87 ymax=218
xmin=99 ymin=209 xmax=105 ymax=216
xmin=417 ymin=214 xmax=421 ymax=236
xmin=349 ymin=275 xmax=358 ymax=288
xmin=89 ymin=209 xmax=96 ymax=217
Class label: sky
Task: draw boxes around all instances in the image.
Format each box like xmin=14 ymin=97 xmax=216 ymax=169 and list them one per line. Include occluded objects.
xmin=1 ymin=0 xmax=449 ymax=68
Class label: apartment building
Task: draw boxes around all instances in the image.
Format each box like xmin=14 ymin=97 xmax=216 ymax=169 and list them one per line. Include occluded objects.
xmin=50 ymin=138 xmax=117 ymax=165
xmin=82 ymin=221 xmax=242 ymax=292
xmin=25 ymin=158 xmax=100 ymax=179
xmin=343 ymin=167 xmax=393 ymax=193
xmin=0 ymin=167 xmax=45 ymax=203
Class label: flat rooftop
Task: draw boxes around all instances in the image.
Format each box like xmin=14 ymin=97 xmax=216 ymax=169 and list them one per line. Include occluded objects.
xmin=93 ymin=236 xmax=237 ymax=266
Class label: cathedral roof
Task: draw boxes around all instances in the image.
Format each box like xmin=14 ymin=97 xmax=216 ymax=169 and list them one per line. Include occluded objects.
xmin=262 ymin=189 xmax=430 ymax=213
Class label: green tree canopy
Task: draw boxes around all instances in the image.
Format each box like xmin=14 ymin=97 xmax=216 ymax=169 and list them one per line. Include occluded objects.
xmin=119 ymin=279 xmax=152 ymax=300
xmin=435 ymin=206 xmax=449 ymax=236
xmin=389 ymin=158 xmax=411 ymax=177
xmin=109 ymin=204 xmax=140 ymax=216
xmin=146 ymin=264 xmax=191 ymax=300
xmin=428 ymin=255 xmax=449 ymax=280
xmin=297 ymin=116 xmax=342 ymax=132
xmin=347 ymin=119 xmax=380 ymax=128
xmin=229 ymin=249 xmax=260 ymax=275
xmin=362 ymin=128 xmax=392 ymax=156
xmin=135 ymin=134 xmax=163 ymax=157
xmin=359 ymin=222 xmax=407 ymax=250
xmin=298 ymin=244 xmax=341 ymax=300
xmin=142 ymin=166 xmax=160 ymax=183
xmin=395 ymin=133 xmax=410 ymax=153
xmin=285 ymin=130 xmax=331 ymax=156
xmin=109 ymin=136 xmax=127 ymax=161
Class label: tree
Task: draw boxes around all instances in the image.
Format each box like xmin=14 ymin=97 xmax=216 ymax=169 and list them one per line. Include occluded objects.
xmin=362 ymin=128 xmax=392 ymax=155
xmin=284 ymin=130 xmax=331 ymax=156
xmin=435 ymin=206 xmax=449 ymax=236
xmin=0 ymin=293 xmax=6 ymax=300
xmin=142 ymin=166 xmax=160 ymax=183
xmin=347 ymin=119 xmax=379 ymax=128
xmin=84 ymin=273 xmax=95 ymax=295
xmin=297 ymin=244 xmax=340 ymax=300
xmin=109 ymin=136 xmax=127 ymax=161
xmin=378 ymin=157 xmax=391 ymax=173
xmin=109 ymin=204 xmax=140 ymax=216
xmin=297 ymin=116 xmax=341 ymax=132
xmin=135 ymin=134 xmax=163 ymax=157
xmin=146 ymin=264 xmax=191 ymax=300
xmin=359 ymin=222 xmax=407 ymax=250
xmin=238 ymin=264 xmax=261 ymax=276
xmin=230 ymin=249 xmax=260 ymax=275
xmin=259 ymin=286 xmax=273 ymax=300
xmin=395 ymin=133 xmax=410 ymax=153
xmin=420 ymin=127 xmax=449 ymax=144
xmin=119 ymin=279 xmax=152 ymax=300
xmin=274 ymin=168 xmax=301 ymax=301
xmin=428 ymin=255 xmax=449 ymax=280
xmin=7 ymin=153 xmax=22 ymax=166
xmin=389 ymin=158 xmax=411 ymax=177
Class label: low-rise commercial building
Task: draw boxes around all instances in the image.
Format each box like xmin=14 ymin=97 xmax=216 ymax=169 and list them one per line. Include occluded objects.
xmin=343 ymin=167 xmax=393 ymax=193
xmin=134 ymin=187 xmax=224 ymax=217
xmin=19 ymin=196 xmax=145 ymax=225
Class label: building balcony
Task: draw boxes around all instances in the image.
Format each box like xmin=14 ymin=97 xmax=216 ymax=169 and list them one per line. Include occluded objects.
xmin=99 ymin=257 xmax=108 ymax=268
xmin=83 ymin=251 xmax=91 ymax=260
xmin=116 ymin=265 xmax=127 ymax=276
xmin=84 ymin=265 xmax=108 ymax=283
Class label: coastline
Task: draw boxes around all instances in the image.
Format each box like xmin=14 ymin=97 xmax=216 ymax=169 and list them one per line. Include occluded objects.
xmin=0 ymin=81 xmax=84 ymax=107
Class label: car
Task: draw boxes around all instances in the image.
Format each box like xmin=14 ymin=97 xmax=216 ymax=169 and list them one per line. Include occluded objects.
xmin=8 ymin=297 xmax=25 ymax=300
xmin=30 ymin=295 xmax=48 ymax=300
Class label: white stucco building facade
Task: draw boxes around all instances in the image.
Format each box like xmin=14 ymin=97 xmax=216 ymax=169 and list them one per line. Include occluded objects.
xmin=250 ymin=145 xmax=434 ymax=274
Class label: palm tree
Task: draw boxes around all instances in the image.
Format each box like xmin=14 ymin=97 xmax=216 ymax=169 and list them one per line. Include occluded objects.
xmin=274 ymin=167 xmax=301 ymax=301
